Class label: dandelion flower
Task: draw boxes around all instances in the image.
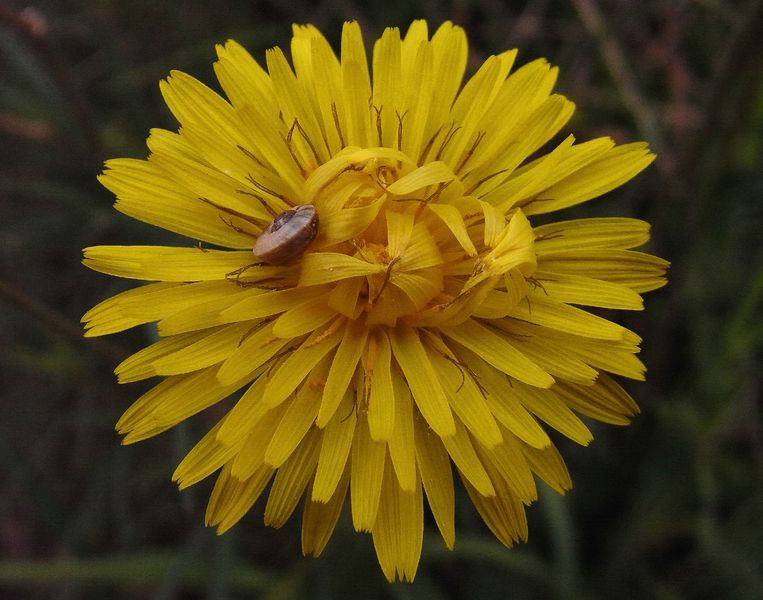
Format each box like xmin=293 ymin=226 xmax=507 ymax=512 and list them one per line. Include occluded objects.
xmin=83 ymin=21 xmax=668 ymax=582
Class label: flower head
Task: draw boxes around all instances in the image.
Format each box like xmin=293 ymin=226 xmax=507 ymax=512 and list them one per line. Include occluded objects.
xmin=83 ymin=21 xmax=668 ymax=582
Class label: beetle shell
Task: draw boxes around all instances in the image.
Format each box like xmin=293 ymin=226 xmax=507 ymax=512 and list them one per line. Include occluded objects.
xmin=253 ymin=204 xmax=319 ymax=265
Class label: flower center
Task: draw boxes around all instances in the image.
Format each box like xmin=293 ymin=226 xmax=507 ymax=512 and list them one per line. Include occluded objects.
xmin=298 ymin=147 xmax=538 ymax=328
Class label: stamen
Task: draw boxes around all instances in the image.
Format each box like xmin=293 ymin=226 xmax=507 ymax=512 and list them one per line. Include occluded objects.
xmin=435 ymin=122 xmax=461 ymax=161
xmin=237 ymin=144 xmax=273 ymax=172
xmin=265 ymin=348 xmax=296 ymax=377
xmin=341 ymin=389 xmax=357 ymax=422
xmin=292 ymin=118 xmax=322 ymax=166
xmin=525 ymin=276 xmax=549 ymax=295
xmin=218 ymin=213 xmax=247 ymax=235
xmin=285 ymin=120 xmax=308 ymax=178
xmin=423 ymin=331 xmax=488 ymax=396
xmin=422 ymin=181 xmax=451 ymax=204
xmin=311 ymin=162 xmax=366 ymax=201
xmin=441 ymin=352 xmax=466 ymax=391
xmin=331 ymin=102 xmax=346 ymax=149
xmin=372 ymin=104 xmax=383 ymax=146
xmin=534 ymin=232 xmax=564 ymax=243
xmin=514 ymin=197 xmax=552 ymax=210
xmin=395 ymin=110 xmax=407 ymax=152
xmin=455 ymin=131 xmax=486 ymax=175
xmin=417 ymin=124 xmax=443 ymax=166
xmin=236 ymin=188 xmax=279 ymax=218
xmin=465 ymin=168 xmax=510 ymax=196
xmin=414 ymin=181 xmax=451 ymax=219
xmin=225 ymin=263 xmax=264 ymax=287
xmin=244 ymin=175 xmax=289 ymax=207
xmin=199 ymin=197 xmax=263 ymax=228
xmin=371 ymin=256 xmax=401 ymax=304
xmin=238 ymin=317 xmax=276 ymax=346
xmin=361 ymin=333 xmax=379 ymax=405
xmin=484 ymin=319 xmax=532 ymax=342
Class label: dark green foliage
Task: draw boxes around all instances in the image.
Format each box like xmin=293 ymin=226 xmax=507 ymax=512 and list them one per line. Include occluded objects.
xmin=1 ymin=0 xmax=761 ymax=597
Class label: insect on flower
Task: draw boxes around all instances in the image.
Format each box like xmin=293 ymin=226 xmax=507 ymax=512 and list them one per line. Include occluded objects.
xmin=253 ymin=204 xmax=319 ymax=265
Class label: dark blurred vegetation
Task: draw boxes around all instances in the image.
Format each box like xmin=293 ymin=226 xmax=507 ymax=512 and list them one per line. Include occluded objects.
xmin=1 ymin=0 xmax=762 ymax=598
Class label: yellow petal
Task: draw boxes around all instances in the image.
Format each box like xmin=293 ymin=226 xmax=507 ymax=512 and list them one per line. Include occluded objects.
xmin=425 ymin=22 xmax=467 ymax=144
xmin=388 ymin=326 xmax=455 ymax=437
xmin=521 ymin=442 xmax=572 ymax=495
xmin=299 ymin=252 xmax=383 ymax=286
xmin=371 ymin=27 xmax=403 ymax=148
xmin=99 ymin=158 xmax=256 ymax=248
xmin=461 ymin=464 xmax=527 ymax=548
xmin=554 ymin=374 xmax=639 ymax=425
xmin=317 ymin=319 xmax=369 ymax=427
xmin=441 ymin=417 xmax=495 ymax=497
xmin=442 ymin=319 xmax=554 ymax=388
xmin=424 ymin=339 xmax=502 ymax=449
xmin=83 ymin=246 xmax=252 ymax=282
xmin=264 ymin=428 xmax=321 ymax=528
xmin=215 ymin=375 xmax=271 ymax=447
xmin=271 ymin=295 xmax=336 ymax=338
xmin=534 ymin=275 xmax=644 ymax=310
xmin=387 ymin=368 xmax=417 ymax=492
xmin=229 ymin=402 xmax=289 ymax=480
xmin=341 ymin=23 xmax=372 ymax=147
xmin=264 ymin=366 xmax=325 ymax=467
xmin=82 ymin=282 xmax=179 ymax=337
xmin=413 ymin=414 xmax=455 ymax=549
xmin=427 ymin=204 xmax=477 ymax=256
xmin=457 ymin=345 xmax=551 ymax=449
xmin=366 ymin=330 xmax=395 ymax=441
xmin=152 ymin=322 xmax=253 ymax=377
xmin=386 ymin=161 xmax=456 ymax=196
xmin=220 ymin=286 xmax=327 ymax=323
xmin=536 ymin=249 xmax=669 ymax=293
xmin=115 ymin=330 xmax=205 ymax=383
xmin=479 ymin=429 xmax=538 ymax=504
xmin=529 ymin=142 xmax=656 ymax=214
xmin=302 ymin=464 xmax=349 ymax=557
xmin=312 ymin=390 xmax=356 ymax=502
xmin=506 ymin=293 xmax=631 ymax=341
xmin=511 ymin=381 xmax=593 ymax=446
xmin=117 ymin=365 xmax=255 ymax=442
xmin=371 ymin=459 xmax=423 ymax=583
xmin=535 ymin=217 xmax=651 ymax=252
xmin=265 ymin=47 xmax=328 ymax=167
xmin=304 ymin=32 xmax=345 ymax=156
xmin=214 ymin=39 xmax=277 ymax=115
xmin=263 ymin=321 xmax=344 ymax=408
xmin=495 ymin=319 xmax=599 ymax=385
xmin=117 ymin=281 xmax=249 ymax=326
xmin=216 ymin=321 xmax=290 ymax=385
xmin=172 ymin=421 xmax=241 ymax=489
xmin=206 ymin=464 xmax=274 ymax=534
xmin=351 ymin=414 xmax=386 ymax=531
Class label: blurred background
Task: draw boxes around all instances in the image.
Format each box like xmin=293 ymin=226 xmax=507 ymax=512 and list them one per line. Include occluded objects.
xmin=1 ymin=0 xmax=761 ymax=598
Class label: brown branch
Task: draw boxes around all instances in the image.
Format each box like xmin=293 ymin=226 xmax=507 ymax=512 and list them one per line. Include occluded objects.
xmin=683 ymin=0 xmax=763 ymax=179
xmin=0 ymin=279 xmax=128 ymax=365
xmin=0 ymin=6 xmax=103 ymax=161
xmin=0 ymin=112 xmax=55 ymax=141
xmin=570 ymin=0 xmax=664 ymax=151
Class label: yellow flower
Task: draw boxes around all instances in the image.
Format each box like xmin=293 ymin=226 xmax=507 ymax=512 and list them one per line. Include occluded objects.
xmin=83 ymin=21 xmax=668 ymax=582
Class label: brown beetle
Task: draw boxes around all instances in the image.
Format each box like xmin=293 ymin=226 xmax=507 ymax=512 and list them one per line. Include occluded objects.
xmin=253 ymin=204 xmax=319 ymax=265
